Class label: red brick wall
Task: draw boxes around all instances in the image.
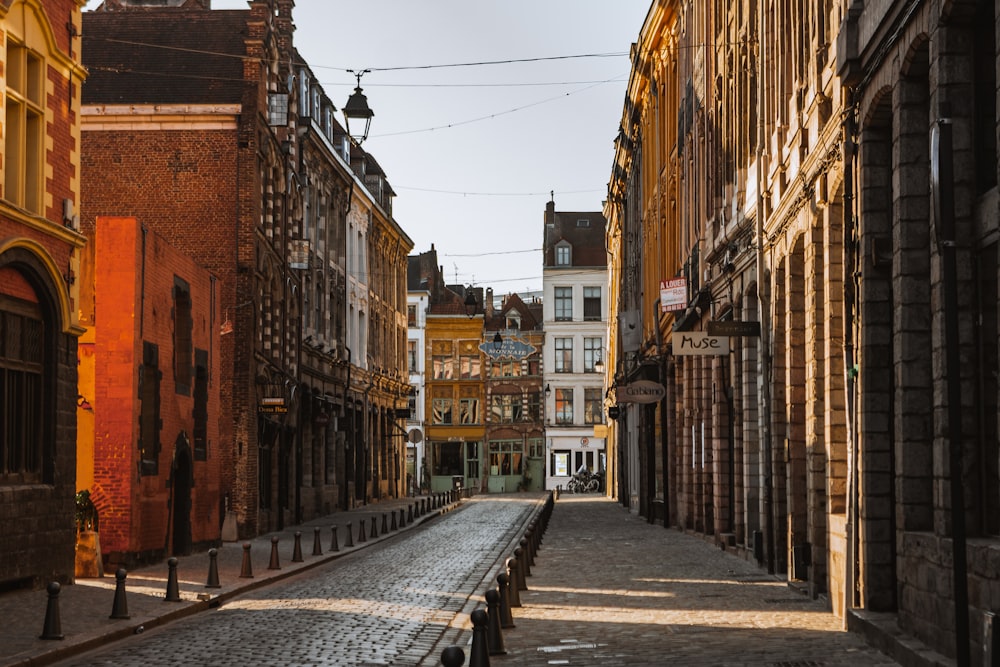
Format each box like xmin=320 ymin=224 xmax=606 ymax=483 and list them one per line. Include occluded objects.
xmin=92 ymin=216 xmax=222 ymax=562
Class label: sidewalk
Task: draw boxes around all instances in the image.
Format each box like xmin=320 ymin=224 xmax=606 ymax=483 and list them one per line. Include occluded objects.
xmin=443 ymin=496 xmax=953 ymax=667
xmin=0 ymin=492 xmax=464 ymax=667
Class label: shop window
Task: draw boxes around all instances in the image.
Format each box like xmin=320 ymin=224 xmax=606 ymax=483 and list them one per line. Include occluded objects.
xmin=489 ymin=440 xmax=522 ymax=476
xmin=432 ymin=441 xmax=463 ymax=476
xmin=465 ymin=441 xmax=480 ymax=480
xmin=550 ymin=450 xmax=570 ymax=477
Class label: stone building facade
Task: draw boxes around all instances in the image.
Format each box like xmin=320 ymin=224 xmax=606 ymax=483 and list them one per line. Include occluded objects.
xmin=0 ymin=0 xmax=88 ymax=590
xmin=606 ymin=1 xmax=999 ymax=663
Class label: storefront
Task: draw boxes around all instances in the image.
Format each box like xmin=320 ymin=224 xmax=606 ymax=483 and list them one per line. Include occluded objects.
xmin=545 ymin=435 xmax=606 ymax=491
xmin=427 ymin=438 xmax=481 ymax=492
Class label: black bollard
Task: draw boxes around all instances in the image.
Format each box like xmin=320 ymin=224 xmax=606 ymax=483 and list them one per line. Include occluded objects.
xmin=468 ymin=608 xmax=491 ymax=667
xmin=441 ymin=645 xmax=465 ymax=667
xmin=513 ymin=547 xmax=527 ymax=591
xmin=371 ymin=516 xmax=378 ymax=539
xmin=554 ymin=485 xmax=560 ymax=500
xmin=382 ymin=512 xmax=389 ymax=534
xmin=205 ymin=548 xmax=221 ymax=588
xmin=485 ymin=588 xmax=506 ymax=655
xmin=505 ymin=558 xmax=522 ymax=607
xmin=165 ymin=557 xmax=181 ymax=601
xmin=525 ymin=528 xmax=536 ymax=566
xmin=330 ymin=525 xmax=340 ymax=552
xmin=268 ymin=536 xmax=281 ymax=570
xmin=399 ymin=507 xmax=406 ymax=528
xmin=497 ymin=573 xmax=514 ymax=628
xmin=358 ymin=519 xmax=367 ymax=543
xmin=39 ymin=581 xmax=64 ymax=640
xmin=312 ymin=527 xmax=323 ymax=556
xmin=519 ymin=538 xmax=532 ymax=576
xmin=239 ymin=542 xmax=254 ymax=578
xmin=110 ymin=568 xmax=130 ymax=619
xmin=292 ymin=531 xmax=303 ymax=563
xmin=391 ymin=510 xmax=398 ymax=531
xmin=345 ymin=521 xmax=354 ymax=547
xmin=408 ymin=504 xmax=414 ymax=523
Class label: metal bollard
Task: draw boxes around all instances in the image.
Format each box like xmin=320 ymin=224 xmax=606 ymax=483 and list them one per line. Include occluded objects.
xmin=497 ymin=573 xmax=514 ymax=628
xmin=554 ymin=485 xmax=560 ymax=500
xmin=408 ymin=504 xmax=414 ymax=523
xmin=358 ymin=519 xmax=367 ymax=543
xmin=505 ymin=558 xmax=521 ymax=607
xmin=440 ymin=645 xmax=465 ymax=667
xmin=391 ymin=510 xmax=398 ymax=531
xmin=312 ymin=527 xmax=323 ymax=556
xmin=345 ymin=521 xmax=354 ymax=547
xmin=205 ymin=548 xmax=221 ymax=588
xmin=239 ymin=542 xmax=254 ymax=578
xmin=330 ymin=525 xmax=340 ymax=552
xmin=519 ymin=538 xmax=532 ymax=576
xmin=381 ymin=513 xmax=388 ymax=534
xmin=268 ymin=536 xmax=281 ymax=570
xmin=110 ymin=568 xmax=130 ymax=619
xmin=485 ymin=588 xmax=506 ymax=655
xmin=399 ymin=507 xmax=406 ymax=528
xmin=292 ymin=531 xmax=304 ymax=563
xmin=468 ymin=609 xmax=491 ymax=667
xmin=513 ymin=547 xmax=527 ymax=591
xmin=39 ymin=581 xmax=64 ymax=640
xmin=165 ymin=557 xmax=181 ymax=601
xmin=370 ymin=516 xmax=378 ymax=539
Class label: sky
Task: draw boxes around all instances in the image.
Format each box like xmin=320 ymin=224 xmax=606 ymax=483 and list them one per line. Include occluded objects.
xmin=83 ymin=0 xmax=652 ymax=295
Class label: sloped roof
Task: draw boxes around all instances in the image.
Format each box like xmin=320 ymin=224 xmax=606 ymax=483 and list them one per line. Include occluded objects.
xmin=543 ymin=210 xmax=607 ymax=268
xmin=82 ymin=10 xmax=249 ymax=105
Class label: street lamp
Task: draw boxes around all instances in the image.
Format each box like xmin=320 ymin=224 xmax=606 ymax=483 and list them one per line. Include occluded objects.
xmin=343 ymin=69 xmax=374 ymax=145
xmin=492 ymin=331 xmax=503 ymax=351
xmin=544 ymin=384 xmax=551 ymax=397
xmin=594 ymin=355 xmax=605 ymax=374
xmin=463 ymin=287 xmax=478 ymax=318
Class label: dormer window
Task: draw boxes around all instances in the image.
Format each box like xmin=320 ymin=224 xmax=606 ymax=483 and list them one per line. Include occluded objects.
xmin=555 ymin=242 xmax=571 ymax=266
xmin=576 ymin=218 xmax=590 ymax=227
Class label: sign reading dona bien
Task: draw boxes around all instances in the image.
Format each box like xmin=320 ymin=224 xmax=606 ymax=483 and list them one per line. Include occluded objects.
xmin=672 ymin=331 xmax=730 ymax=356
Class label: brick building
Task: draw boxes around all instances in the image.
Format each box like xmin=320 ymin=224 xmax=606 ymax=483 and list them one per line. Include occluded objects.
xmin=77 ymin=216 xmax=221 ymax=567
xmin=0 ymin=0 xmax=88 ymax=590
xmin=606 ymin=1 xmax=1000 ymax=664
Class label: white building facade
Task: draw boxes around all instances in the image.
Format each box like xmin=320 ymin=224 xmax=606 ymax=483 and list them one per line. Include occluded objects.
xmin=541 ymin=199 xmax=608 ymax=491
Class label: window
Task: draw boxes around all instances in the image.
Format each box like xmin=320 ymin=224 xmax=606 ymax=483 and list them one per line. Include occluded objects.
xmin=139 ymin=342 xmax=162 ymax=475
xmin=554 ymin=337 xmax=573 ymax=373
xmin=490 ymin=360 xmax=521 ymax=377
xmin=407 ymin=304 xmax=417 ymax=326
xmin=489 ymin=440 xmax=523 ymax=476
xmin=526 ymin=358 xmax=540 ymax=376
xmin=584 ymin=286 xmax=602 ymax=321
xmin=526 ymin=391 xmax=541 ymax=422
xmin=460 ymin=398 xmax=480 ymax=424
xmin=584 ymin=337 xmax=603 ymax=372
xmin=584 ymin=387 xmax=603 ymax=425
xmin=432 ymin=355 xmax=453 ymax=379
xmin=407 ymin=395 xmax=417 ymax=419
xmin=0 ymin=292 xmax=44 ymax=483
xmin=491 ymin=393 xmax=522 ymax=423
xmin=576 ymin=218 xmax=590 ymax=227
xmin=193 ymin=350 xmax=208 ymax=461
xmin=556 ymin=244 xmax=571 ymax=266
xmin=174 ymin=278 xmax=193 ymax=395
xmin=408 ymin=340 xmax=418 ymax=373
xmin=460 ymin=354 xmax=481 ymax=379
xmin=527 ymin=438 xmax=545 ymax=458
xmin=554 ymin=287 xmax=572 ymax=321
xmin=551 ymin=450 xmax=570 ymax=476
xmin=432 ymin=398 xmax=453 ymax=424
xmin=5 ymin=40 xmax=44 ymax=213
xmin=554 ymin=388 xmax=573 ymax=424
xmin=432 ymin=441 xmax=463 ymax=476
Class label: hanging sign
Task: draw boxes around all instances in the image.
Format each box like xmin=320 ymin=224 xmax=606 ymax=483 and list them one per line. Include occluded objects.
xmin=660 ymin=278 xmax=687 ymax=312
xmin=672 ymin=332 xmax=730 ymax=356
xmin=618 ymin=380 xmax=666 ymax=404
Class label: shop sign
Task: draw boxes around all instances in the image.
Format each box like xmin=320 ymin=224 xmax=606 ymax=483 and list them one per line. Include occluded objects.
xmin=258 ymin=397 xmax=287 ymax=414
xmin=479 ymin=336 xmax=536 ymax=361
xmin=707 ymin=320 xmax=760 ymax=337
xmin=672 ymin=332 xmax=730 ymax=356
xmin=660 ymin=278 xmax=687 ymax=312
xmin=618 ymin=380 xmax=666 ymax=404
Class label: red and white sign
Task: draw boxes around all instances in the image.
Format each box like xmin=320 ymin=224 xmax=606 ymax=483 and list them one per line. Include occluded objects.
xmin=660 ymin=278 xmax=687 ymax=313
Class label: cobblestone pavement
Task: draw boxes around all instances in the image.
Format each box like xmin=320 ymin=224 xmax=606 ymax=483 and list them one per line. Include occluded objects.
xmin=42 ymin=496 xmax=535 ymax=667
xmin=438 ymin=496 xmax=907 ymax=667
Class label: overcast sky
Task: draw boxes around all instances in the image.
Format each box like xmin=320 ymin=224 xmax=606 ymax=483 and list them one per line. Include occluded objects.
xmin=83 ymin=0 xmax=652 ymax=295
